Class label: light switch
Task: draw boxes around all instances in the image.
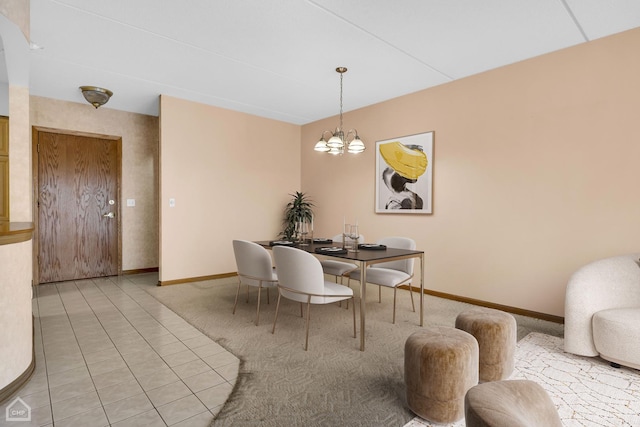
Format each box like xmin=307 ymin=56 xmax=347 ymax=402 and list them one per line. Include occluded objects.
xmin=126 ymin=199 xmax=135 ymax=207
xmin=169 ymin=198 xmax=176 ymax=208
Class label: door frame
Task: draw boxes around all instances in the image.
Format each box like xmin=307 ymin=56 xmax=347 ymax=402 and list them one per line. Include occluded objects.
xmin=32 ymin=126 xmax=123 ymax=285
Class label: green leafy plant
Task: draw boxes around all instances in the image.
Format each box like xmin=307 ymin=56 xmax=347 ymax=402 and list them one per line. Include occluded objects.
xmin=281 ymin=191 xmax=314 ymax=241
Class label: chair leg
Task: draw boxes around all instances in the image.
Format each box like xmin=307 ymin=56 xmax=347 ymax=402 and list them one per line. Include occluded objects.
xmin=392 ymin=287 xmax=397 ymax=324
xmin=409 ymin=283 xmax=415 ymax=312
xmin=300 ymin=302 xmax=303 ymax=317
xmin=271 ymin=293 xmax=282 ymax=334
xmin=255 ymin=285 xmax=262 ymax=326
xmin=304 ymin=300 xmax=312 ymax=351
xmin=379 ymin=285 xmax=382 ymax=303
xmin=351 ymin=297 xmax=356 ymax=338
xmin=266 ymin=288 xmax=270 ymax=305
xmin=232 ymin=282 xmax=241 ymax=314
xmin=344 ymin=275 xmax=350 ymax=310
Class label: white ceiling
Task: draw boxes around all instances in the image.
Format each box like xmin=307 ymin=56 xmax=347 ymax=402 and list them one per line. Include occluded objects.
xmin=12 ymin=0 xmax=640 ymax=124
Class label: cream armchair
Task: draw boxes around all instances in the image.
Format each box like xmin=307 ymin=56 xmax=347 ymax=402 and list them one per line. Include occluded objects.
xmin=564 ymin=253 xmax=640 ymax=369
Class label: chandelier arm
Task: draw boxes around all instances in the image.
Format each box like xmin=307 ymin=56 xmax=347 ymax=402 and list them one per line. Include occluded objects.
xmin=320 ymin=130 xmax=334 ymax=141
xmin=345 ymin=129 xmax=359 ymax=142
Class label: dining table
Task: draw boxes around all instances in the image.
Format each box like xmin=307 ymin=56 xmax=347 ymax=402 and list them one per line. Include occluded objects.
xmin=256 ymin=240 xmax=425 ymax=351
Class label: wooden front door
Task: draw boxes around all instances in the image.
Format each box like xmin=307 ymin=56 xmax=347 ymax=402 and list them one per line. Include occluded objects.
xmin=37 ymin=130 xmax=120 ymax=283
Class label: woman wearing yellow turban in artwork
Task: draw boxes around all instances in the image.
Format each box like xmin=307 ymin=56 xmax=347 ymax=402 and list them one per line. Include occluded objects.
xmin=379 ymin=142 xmax=428 ymax=210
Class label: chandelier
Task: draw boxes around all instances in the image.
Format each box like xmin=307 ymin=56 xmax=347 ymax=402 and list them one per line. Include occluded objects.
xmin=314 ymin=67 xmax=365 ymax=155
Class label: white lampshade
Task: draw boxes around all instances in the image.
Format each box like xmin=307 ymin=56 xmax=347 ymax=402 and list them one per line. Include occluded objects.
xmin=347 ymin=137 xmax=365 ymax=153
xmin=328 ymin=146 xmax=342 ymax=155
xmin=314 ymin=140 xmax=330 ymax=152
xmin=327 ymin=135 xmax=344 ymax=149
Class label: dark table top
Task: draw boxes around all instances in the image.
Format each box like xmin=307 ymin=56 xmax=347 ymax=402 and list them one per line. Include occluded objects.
xmin=256 ymin=240 xmax=423 ymax=263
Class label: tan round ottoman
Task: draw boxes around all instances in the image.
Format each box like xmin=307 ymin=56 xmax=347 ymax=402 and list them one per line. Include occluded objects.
xmin=465 ymin=380 xmax=562 ymax=427
xmin=404 ymin=326 xmax=479 ymax=423
xmin=455 ymin=307 xmax=516 ymax=382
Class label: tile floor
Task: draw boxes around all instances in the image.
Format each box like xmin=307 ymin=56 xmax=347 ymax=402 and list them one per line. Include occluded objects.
xmin=0 ymin=273 xmax=239 ymax=427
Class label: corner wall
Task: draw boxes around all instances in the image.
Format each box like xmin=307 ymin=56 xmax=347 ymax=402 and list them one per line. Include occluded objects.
xmin=159 ymin=95 xmax=300 ymax=282
xmin=301 ymin=27 xmax=640 ymax=318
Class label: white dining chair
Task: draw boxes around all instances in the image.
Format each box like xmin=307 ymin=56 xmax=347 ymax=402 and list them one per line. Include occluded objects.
xmin=232 ymin=240 xmax=278 ymax=326
xmin=319 ymin=233 xmax=365 ymax=283
xmin=272 ymin=245 xmax=356 ymax=351
xmin=349 ymin=236 xmax=416 ymax=324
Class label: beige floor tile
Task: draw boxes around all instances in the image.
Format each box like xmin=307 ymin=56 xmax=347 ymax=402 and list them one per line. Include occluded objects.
xmin=182 ymin=370 xmax=226 ymax=393
xmin=91 ymin=367 xmax=136 ymax=390
xmin=82 ymin=346 xmax=121 ymax=365
xmin=171 ymin=359 xmax=210 ymax=380
xmin=191 ymin=342 xmax=227 ymax=358
xmin=156 ymin=395 xmax=208 ymax=426
xmin=195 ymin=383 xmax=234 ymax=410
xmin=111 ymin=409 xmax=167 ymax=427
xmin=87 ymin=355 xmax=127 ymax=377
xmin=15 ymin=374 xmax=49 ymax=397
xmin=202 ymin=351 xmax=239 ymax=370
xmin=169 ymin=410 xmax=214 ymax=427
xmin=17 ymin=389 xmax=51 ymax=410
xmin=162 ymin=350 xmax=199 ymax=368
xmin=115 ymin=340 xmax=153 ymax=355
xmin=49 ymin=366 xmax=91 ymax=388
xmin=17 ymin=274 xmax=242 ymax=427
xmin=120 ymin=348 xmax=163 ymax=365
xmin=214 ymin=358 xmax=240 ymax=381
xmin=127 ymin=358 xmax=171 ymax=378
xmin=154 ymin=341 xmax=189 ymax=357
xmin=49 ymin=376 xmax=96 ymax=404
xmin=51 ymin=390 xmax=102 ymax=423
xmin=103 ymin=392 xmax=154 ymax=425
xmin=180 ymin=335 xmax=213 ymax=350
xmin=136 ymin=367 xmax=180 ymax=392
xmin=146 ymin=380 xmax=192 ymax=407
xmin=52 ymin=406 xmax=108 ymax=427
xmin=96 ymin=379 xmax=144 ymax=406
xmin=145 ymin=334 xmax=180 ymax=349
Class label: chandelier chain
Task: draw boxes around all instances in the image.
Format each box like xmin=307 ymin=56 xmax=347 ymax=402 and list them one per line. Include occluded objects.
xmin=339 ymin=71 xmax=344 ymax=132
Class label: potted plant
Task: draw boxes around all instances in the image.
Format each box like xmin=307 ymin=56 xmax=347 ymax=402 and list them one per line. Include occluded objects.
xmin=281 ymin=191 xmax=314 ymax=241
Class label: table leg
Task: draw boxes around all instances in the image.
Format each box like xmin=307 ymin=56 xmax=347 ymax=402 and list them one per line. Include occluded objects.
xmin=420 ymin=254 xmax=424 ymax=326
xmin=360 ymin=260 xmax=366 ymax=351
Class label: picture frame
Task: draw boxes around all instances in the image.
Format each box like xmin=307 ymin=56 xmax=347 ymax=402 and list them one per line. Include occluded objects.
xmin=375 ymin=131 xmax=434 ymax=214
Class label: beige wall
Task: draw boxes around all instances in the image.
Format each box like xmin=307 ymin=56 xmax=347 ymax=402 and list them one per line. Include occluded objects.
xmin=302 ymin=27 xmax=640 ymax=318
xmin=0 ymin=10 xmax=32 ymax=393
xmin=30 ymin=96 xmax=159 ymax=271
xmin=159 ymin=95 xmax=300 ymax=282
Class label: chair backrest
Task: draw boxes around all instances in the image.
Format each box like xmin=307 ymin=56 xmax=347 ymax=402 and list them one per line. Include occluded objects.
xmin=273 ymin=246 xmax=325 ymax=302
xmin=374 ymin=236 xmax=416 ymax=274
xmin=232 ymin=240 xmax=275 ymax=286
xmin=331 ymin=233 xmax=365 ymax=243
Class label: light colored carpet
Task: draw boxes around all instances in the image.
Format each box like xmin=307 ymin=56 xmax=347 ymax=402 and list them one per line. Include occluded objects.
xmin=406 ymin=333 xmax=640 ymax=427
xmin=144 ymin=278 xmax=563 ymax=426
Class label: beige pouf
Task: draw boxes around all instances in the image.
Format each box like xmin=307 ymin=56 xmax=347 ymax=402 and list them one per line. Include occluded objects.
xmin=405 ymin=326 xmax=479 ymax=423
xmin=455 ymin=307 xmax=516 ymax=382
xmin=465 ymin=380 xmax=562 ymax=427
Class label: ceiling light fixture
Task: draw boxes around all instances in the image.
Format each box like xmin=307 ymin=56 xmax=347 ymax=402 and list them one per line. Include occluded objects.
xmin=79 ymin=86 xmax=113 ymax=109
xmin=314 ymin=67 xmax=365 ymax=155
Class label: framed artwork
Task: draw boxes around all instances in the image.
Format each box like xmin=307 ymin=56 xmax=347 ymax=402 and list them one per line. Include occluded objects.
xmin=375 ymin=131 xmax=434 ymax=214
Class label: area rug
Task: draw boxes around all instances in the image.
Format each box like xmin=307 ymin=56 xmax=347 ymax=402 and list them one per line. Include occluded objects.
xmin=405 ymin=332 xmax=640 ymax=427
xmin=144 ymin=279 xmax=564 ymax=426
